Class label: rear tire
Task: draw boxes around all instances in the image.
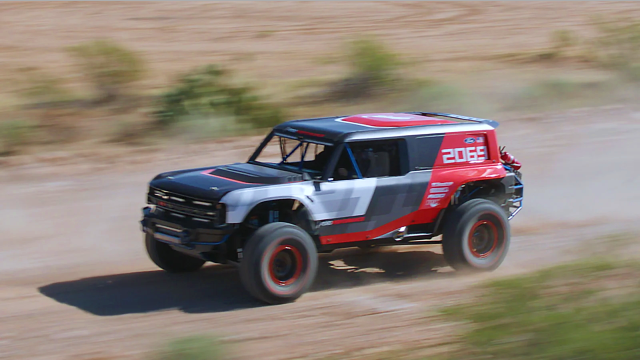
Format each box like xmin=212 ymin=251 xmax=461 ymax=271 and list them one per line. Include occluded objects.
xmin=145 ymin=233 xmax=206 ymax=273
xmin=240 ymin=222 xmax=318 ymax=304
xmin=442 ymin=199 xmax=510 ymax=271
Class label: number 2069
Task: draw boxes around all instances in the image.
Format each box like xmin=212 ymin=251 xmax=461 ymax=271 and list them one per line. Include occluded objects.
xmin=442 ymin=146 xmax=487 ymax=164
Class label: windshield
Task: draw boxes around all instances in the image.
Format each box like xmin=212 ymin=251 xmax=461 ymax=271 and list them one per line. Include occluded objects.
xmin=252 ymin=135 xmax=334 ymax=179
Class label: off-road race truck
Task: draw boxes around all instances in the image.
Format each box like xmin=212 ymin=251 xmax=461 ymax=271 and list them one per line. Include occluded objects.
xmin=141 ymin=112 xmax=523 ymax=304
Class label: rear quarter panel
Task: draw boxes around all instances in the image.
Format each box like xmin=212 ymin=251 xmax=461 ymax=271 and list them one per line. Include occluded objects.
xmin=413 ymin=130 xmax=506 ymax=223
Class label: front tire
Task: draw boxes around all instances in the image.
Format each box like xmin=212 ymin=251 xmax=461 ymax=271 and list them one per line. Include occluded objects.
xmin=240 ymin=222 xmax=318 ymax=304
xmin=145 ymin=233 xmax=206 ymax=273
xmin=442 ymin=199 xmax=510 ymax=271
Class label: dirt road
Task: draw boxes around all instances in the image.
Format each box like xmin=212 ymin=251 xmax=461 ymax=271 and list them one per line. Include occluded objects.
xmin=1 ymin=105 xmax=639 ymax=359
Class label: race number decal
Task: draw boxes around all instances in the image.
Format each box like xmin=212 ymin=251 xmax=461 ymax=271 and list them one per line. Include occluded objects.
xmin=441 ymin=146 xmax=487 ymax=164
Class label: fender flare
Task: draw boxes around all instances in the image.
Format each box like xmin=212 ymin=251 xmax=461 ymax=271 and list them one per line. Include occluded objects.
xmin=220 ymin=185 xmax=318 ymax=224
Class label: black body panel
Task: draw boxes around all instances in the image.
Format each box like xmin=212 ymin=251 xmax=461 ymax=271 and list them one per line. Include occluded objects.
xmin=211 ymin=163 xmax=304 ymax=184
xmin=149 ymin=163 xmax=298 ymax=200
xmin=409 ymin=134 xmax=445 ymax=170
xmin=318 ymin=174 xmax=431 ymax=236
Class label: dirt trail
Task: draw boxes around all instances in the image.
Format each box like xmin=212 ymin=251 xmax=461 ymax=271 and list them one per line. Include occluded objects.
xmin=1 ymin=106 xmax=639 ymax=359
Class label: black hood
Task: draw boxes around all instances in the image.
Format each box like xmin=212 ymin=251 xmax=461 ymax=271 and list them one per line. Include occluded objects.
xmin=149 ymin=163 xmax=303 ymax=200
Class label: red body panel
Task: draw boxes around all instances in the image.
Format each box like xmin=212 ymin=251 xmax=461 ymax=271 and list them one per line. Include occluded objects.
xmin=413 ymin=163 xmax=507 ymax=223
xmin=320 ymin=212 xmax=416 ymax=244
xmin=318 ymin=128 xmax=506 ymax=245
xmin=341 ymin=113 xmax=457 ymax=127
xmin=414 ymin=129 xmax=505 ymax=223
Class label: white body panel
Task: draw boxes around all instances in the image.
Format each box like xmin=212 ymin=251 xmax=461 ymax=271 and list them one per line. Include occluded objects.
xmin=221 ymin=179 xmax=377 ymax=224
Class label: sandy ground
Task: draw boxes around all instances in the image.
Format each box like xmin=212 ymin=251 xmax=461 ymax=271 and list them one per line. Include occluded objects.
xmin=2 ymin=2 xmax=640 ymax=360
xmin=2 ymin=105 xmax=640 ymax=360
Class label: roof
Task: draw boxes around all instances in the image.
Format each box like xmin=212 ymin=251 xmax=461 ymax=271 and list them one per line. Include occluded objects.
xmin=272 ymin=112 xmax=499 ymax=142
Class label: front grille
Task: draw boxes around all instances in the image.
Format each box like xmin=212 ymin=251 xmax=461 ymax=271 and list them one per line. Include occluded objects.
xmin=148 ymin=187 xmax=222 ymax=223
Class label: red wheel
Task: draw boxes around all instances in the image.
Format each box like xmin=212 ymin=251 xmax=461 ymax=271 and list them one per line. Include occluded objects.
xmin=443 ymin=199 xmax=510 ymax=271
xmin=467 ymin=220 xmax=499 ymax=258
xmin=240 ymin=223 xmax=318 ymax=304
xmin=268 ymin=245 xmax=303 ymax=287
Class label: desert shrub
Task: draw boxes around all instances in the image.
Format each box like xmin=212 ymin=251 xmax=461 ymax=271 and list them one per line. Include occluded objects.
xmin=506 ymin=77 xmax=615 ymax=112
xmin=107 ymin=114 xmax=154 ymax=145
xmin=539 ymin=29 xmax=579 ymax=60
xmin=155 ymin=64 xmax=285 ymax=132
xmin=16 ymin=67 xmax=72 ymax=104
xmin=443 ymin=260 xmax=640 ymax=360
xmin=591 ymin=18 xmax=640 ymax=79
xmin=329 ymin=36 xmax=402 ymax=100
xmin=0 ymin=119 xmax=36 ymax=155
xmin=151 ymin=335 xmax=227 ymax=360
xmin=67 ymin=39 xmax=145 ymax=102
xmin=347 ymin=36 xmax=400 ymax=84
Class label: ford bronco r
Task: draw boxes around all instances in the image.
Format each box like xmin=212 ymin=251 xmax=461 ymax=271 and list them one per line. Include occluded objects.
xmin=141 ymin=112 xmax=524 ymax=304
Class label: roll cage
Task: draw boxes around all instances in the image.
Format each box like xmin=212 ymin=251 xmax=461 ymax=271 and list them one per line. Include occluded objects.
xmin=248 ymin=131 xmax=372 ymax=181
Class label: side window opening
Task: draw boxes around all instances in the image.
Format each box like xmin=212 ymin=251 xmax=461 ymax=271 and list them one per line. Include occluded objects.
xmin=332 ymin=140 xmax=404 ymax=180
xmin=331 ymin=145 xmax=359 ymax=180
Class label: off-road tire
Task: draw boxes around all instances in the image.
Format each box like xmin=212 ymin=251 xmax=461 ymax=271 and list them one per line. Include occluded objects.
xmin=145 ymin=233 xmax=206 ymax=273
xmin=240 ymin=222 xmax=318 ymax=304
xmin=442 ymin=199 xmax=510 ymax=271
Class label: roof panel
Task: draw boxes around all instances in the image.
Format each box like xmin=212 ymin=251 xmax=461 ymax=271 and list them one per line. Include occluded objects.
xmin=273 ymin=112 xmax=493 ymax=142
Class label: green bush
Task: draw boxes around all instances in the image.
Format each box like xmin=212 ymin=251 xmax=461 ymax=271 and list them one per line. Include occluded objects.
xmin=152 ymin=335 xmax=226 ymax=360
xmin=0 ymin=120 xmax=36 ymax=155
xmin=591 ymin=18 xmax=640 ymax=79
xmin=67 ymin=39 xmax=145 ymax=102
xmin=507 ymin=77 xmax=614 ymax=112
xmin=444 ymin=261 xmax=640 ymax=360
xmin=539 ymin=29 xmax=578 ymax=60
xmin=346 ymin=36 xmax=400 ymax=85
xmin=329 ymin=36 xmax=402 ymax=100
xmin=155 ymin=64 xmax=285 ymax=132
xmin=17 ymin=67 xmax=71 ymax=104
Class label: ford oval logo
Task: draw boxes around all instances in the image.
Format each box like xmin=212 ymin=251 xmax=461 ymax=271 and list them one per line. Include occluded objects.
xmin=464 ymin=137 xmax=476 ymax=144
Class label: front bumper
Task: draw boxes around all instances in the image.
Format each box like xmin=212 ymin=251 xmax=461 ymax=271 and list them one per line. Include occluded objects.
xmin=140 ymin=206 xmax=235 ymax=248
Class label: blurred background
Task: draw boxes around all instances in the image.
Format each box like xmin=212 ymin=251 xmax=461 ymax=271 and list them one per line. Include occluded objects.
xmin=1 ymin=2 xmax=639 ymax=360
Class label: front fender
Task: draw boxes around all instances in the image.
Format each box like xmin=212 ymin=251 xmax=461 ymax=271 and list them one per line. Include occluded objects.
xmin=220 ymin=182 xmax=317 ymax=224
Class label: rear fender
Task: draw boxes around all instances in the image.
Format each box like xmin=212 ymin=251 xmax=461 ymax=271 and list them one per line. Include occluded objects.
xmin=416 ymin=163 xmax=507 ymax=223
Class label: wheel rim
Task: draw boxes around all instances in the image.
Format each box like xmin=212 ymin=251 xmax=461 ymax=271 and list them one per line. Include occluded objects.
xmin=268 ymin=245 xmax=303 ymax=286
xmin=468 ymin=220 xmax=498 ymax=258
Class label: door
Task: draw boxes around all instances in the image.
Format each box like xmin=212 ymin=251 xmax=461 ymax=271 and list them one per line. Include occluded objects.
xmin=315 ymin=139 xmax=429 ymax=244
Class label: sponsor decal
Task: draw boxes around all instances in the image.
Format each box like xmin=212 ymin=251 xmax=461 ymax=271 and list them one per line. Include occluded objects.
xmin=432 ymin=182 xmax=453 ymax=187
xmin=428 ymin=193 xmax=446 ymax=199
xmin=476 ymin=136 xmax=484 ymax=143
xmin=318 ymin=221 xmax=333 ymax=227
xmin=441 ymin=146 xmax=487 ymax=164
xmin=430 ymin=187 xmax=449 ymax=193
xmin=427 ymin=199 xmax=440 ymax=207
xmin=464 ymin=137 xmax=476 ymax=144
